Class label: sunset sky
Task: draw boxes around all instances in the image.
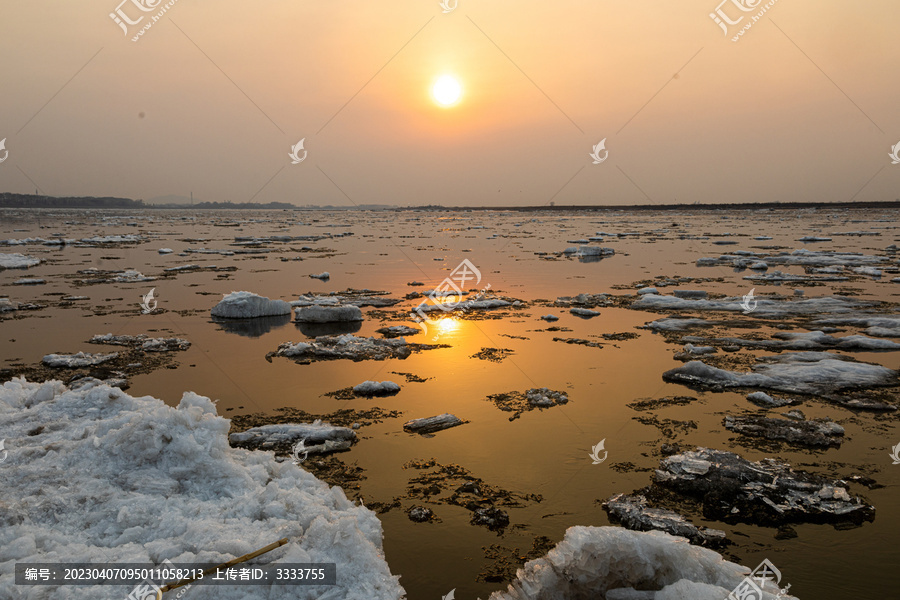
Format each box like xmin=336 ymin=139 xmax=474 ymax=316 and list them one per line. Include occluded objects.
xmin=0 ymin=0 xmax=898 ymax=206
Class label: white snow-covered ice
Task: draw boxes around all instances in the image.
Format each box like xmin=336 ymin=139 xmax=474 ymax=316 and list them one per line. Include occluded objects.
xmin=0 ymin=378 xmax=405 ymax=600
xmin=352 ymin=381 xmax=401 ymax=396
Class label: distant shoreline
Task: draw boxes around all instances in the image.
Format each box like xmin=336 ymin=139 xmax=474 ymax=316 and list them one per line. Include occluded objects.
xmin=1 ymin=193 xmax=898 ymax=211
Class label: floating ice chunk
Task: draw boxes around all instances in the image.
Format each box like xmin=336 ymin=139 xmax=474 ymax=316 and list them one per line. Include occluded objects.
xmin=603 ymin=494 xmax=727 ymax=548
xmin=0 ymin=253 xmax=41 ymax=269
xmin=541 ymin=314 xmax=560 ymax=322
xmin=637 ymin=287 xmax=659 ymax=295
xmin=673 ymin=290 xmax=707 ymax=299
xmin=352 ymin=380 xmax=401 ymax=396
xmin=655 ymin=447 xmax=873 ymax=526
xmin=562 ymin=246 xmax=615 ymax=257
xmin=748 ymin=261 xmax=768 ymax=270
xmin=643 ymin=318 xmax=717 ymax=332
xmin=746 ymin=391 xmax=794 ymax=408
xmin=89 ymin=333 xmax=190 ymax=352
xmin=570 ymin=307 xmax=600 ymax=318
xmin=310 ymin=272 xmax=331 ymax=280
xmin=724 ymin=415 xmax=843 ymax=447
xmin=403 ymin=413 xmax=464 ymax=434
xmin=229 ymin=421 xmax=356 ymax=454
xmin=0 ymin=378 xmax=403 ymax=600
xmin=294 ymin=304 xmax=363 ymax=323
xmin=663 ymin=353 xmax=897 ymax=396
xmin=376 ymin=325 xmax=420 ymax=338
xmin=79 ymin=234 xmax=143 ymax=244
xmin=813 ymin=315 xmax=900 ymax=338
xmin=13 ymin=278 xmax=45 ymax=285
xmin=798 ymin=236 xmax=832 ymax=242
xmin=486 ymin=526 xmax=774 ymax=600
xmin=274 ymin=334 xmax=412 ymax=362
xmin=210 ymin=291 xmax=292 ymax=318
xmin=851 ymin=266 xmax=882 ymax=278
xmin=158 ymin=248 xmax=174 ymax=254
xmin=683 ymin=344 xmax=715 ymax=355
xmin=42 ymin=352 xmax=119 ymax=368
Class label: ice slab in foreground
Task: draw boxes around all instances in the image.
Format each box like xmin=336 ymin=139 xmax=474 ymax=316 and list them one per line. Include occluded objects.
xmin=0 ymin=378 xmax=405 ymax=600
xmin=485 ymin=526 xmax=795 ymax=600
xmin=210 ymin=291 xmax=292 ymax=318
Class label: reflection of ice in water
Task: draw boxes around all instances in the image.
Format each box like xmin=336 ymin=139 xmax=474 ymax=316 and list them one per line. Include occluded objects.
xmin=295 ymin=319 xmax=362 ymax=338
xmin=213 ymin=314 xmax=292 ymax=338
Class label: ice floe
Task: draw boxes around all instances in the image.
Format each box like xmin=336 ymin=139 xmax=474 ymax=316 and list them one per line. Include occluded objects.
xmin=724 ymin=414 xmax=844 ymax=447
xmin=229 ymin=421 xmax=356 ymax=455
xmin=210 ymin=291 xmax=292 ymax=318
xmin=0 ymin=378 xmax=403 ymax=599
xmin=634 ymin=293 xmax=872 ymax=315
xmin=654 ymin=447 xmax=874 ymax=525
xmin=352 ymin=381 xmax=401 ymax=396
xmin=376 ymin=325 xmax=421 ymax=338
xmin=680 ymin=331 xmax=900 ymax=352
xmin=272 ymin=335 xmax=413 ymax=362
xmin=0 ymin=253 xmax=41 ymax=269
xmin=403 ymin=413 xmax=465 ymax=434
xmin=663 ymin=353 xmax=898 ymax=396
xmin=89 ymin=333 xmax=191 ymax=352
xmin=42 ymin=352 xmax=119 ymax=368
xmin=603 ymin=494 xmax=727 ymax=548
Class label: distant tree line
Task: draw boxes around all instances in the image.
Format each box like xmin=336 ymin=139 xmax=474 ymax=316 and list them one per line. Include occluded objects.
xmin=0 ymin=193 xmax=143 ymax=208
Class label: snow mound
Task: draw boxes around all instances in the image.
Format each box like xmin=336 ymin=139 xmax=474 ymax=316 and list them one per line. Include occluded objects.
xmin=0 ymin=378 xmax=404 ymax=600
xmin=295 ymin=304 xmax=363 ymax=323
xmin=210 ymin=291 xmax=292 ymax=318
xmin=0 ymin=253 xmax=41 ymax=269
xmin=485 ymin=526 xmax=792 ymax=600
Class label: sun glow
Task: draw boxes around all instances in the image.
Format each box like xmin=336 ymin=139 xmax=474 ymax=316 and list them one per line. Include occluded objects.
xmin=432 ymin=75 xmax=462 ymax=107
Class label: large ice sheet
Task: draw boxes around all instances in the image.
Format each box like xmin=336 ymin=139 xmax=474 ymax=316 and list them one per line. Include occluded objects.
xmin=0 ymin=378 xmax=405 ymax=600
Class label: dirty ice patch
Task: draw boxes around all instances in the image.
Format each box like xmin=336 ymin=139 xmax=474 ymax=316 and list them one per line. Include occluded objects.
xmin=633 ymin=294 xmax=872 ymax=316
xmin=0 ymin=378 xmax=405 ymax=600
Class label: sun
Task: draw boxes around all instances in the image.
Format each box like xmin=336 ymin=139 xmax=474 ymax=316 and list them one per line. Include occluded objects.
xmin=432 ymin=75 xmax=462 ymax=107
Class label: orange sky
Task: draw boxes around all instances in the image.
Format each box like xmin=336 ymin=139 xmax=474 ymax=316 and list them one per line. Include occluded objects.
xmin=0 ymin=0 xmax=897 ymax=206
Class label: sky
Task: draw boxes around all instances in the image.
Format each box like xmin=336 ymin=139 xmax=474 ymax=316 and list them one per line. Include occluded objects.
xmin=0 ymin=0 xmax=898 ymax=206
